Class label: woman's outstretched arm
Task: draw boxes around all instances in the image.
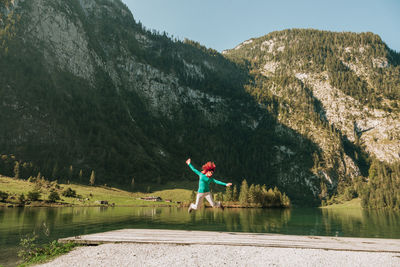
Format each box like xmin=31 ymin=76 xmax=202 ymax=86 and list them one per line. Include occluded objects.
xmin=212 ymin=178 xmax=232 ymax=187
xmin=186 ymin=158 xmax=202 ymax=176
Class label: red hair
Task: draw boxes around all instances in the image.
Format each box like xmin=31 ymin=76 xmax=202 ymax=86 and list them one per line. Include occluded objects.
xmin=202 ymin=161 xmax=216 ymax=172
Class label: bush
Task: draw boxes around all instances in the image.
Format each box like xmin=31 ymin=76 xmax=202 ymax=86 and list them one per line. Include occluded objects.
xmin=62 ymin=187 xmax=76 ymax=198
xmin=19 ymin=193 xmax=26 ymax=203
xmin=18 ymin=233 xmax=78 ymax=265
xmin=27 ymin=191 xmax=41 ymax=201
xmin=0 ymin=191 xmax=9 ymax=202
xmin=18 ymin=233 xmax=38 ymax=262
xmin=48 ymin=191 xmax=61 ymax=203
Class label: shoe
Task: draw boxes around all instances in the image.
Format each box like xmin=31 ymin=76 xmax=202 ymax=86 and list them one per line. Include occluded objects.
xmin=188 ymin=206 xmax=193 ymax=213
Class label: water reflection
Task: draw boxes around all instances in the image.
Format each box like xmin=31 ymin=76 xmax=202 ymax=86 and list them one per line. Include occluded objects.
xmin=321 ymin=208 xmax=400 ymax=238
xmin=1 ymin=206 xmax=400 ymax=266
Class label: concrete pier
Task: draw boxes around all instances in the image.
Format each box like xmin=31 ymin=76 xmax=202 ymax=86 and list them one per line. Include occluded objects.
xmin=59 ymin=229 xmax=400 ymax=253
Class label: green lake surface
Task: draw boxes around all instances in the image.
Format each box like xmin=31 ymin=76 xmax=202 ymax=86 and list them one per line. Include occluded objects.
xmin=1 ymin=206 xmax=400 ymax=266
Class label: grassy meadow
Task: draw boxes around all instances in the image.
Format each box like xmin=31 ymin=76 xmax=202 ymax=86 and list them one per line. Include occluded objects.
xmin=320 ymin=198 xmax=361 ymax=209
xmin=0 ymin=175 xmax=195 ymax=207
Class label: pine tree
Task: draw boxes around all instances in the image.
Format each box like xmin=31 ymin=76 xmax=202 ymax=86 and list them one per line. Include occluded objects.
xmin=265 ymin=188 xmax=274 ymax=205
xmin=254 ymin=184 xmax=262 ymax=204
xmin=232 ymin=185 xmax=238 ymax=201
xmin=68 ymin=165 xmax=73 ymax=180
xmin=13 ymin=161 xmax=20 ymax=179
xmin=239 ymin=179 xmax=249 ymax=205
xmin=261 ymin=184 xmax=267 ymax=206
xmin=215 ymin=192 xmax=223 ymax=201
xmin=248 ymin=184 xmax=256 ymax=203
xmin=224 ymin=185 xmax=232 ymax=201
xmin=90 ymin=170 xmax=95 ymax=186
xmin=282 ymin=193 xmax=291 ymax=207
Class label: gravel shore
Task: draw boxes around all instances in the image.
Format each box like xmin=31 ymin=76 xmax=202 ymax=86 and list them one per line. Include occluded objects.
xmin=38 ymin=243 xmax=400 ymax=267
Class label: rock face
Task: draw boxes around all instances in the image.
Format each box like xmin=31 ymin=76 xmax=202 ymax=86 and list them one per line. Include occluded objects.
xmin=296 ymin=74 xmax=400 ymax=164
xmin=27 ymin=0 xmax=95 ymax=81
xmin=1 ymin=1 xmax=399 ymax=204
xmin=225 ymin=30 xmax=400 ymax=189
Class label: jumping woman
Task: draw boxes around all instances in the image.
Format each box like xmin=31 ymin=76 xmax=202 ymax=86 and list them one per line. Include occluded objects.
xmin=186 ymin=158 xmax=232 ymax=213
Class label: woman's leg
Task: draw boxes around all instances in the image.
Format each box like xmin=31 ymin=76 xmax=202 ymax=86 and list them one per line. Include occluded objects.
xmin=204 ymin=192 xmax=221 ymax=208
xmin=189 ymin=192 xmax=204 ymax=212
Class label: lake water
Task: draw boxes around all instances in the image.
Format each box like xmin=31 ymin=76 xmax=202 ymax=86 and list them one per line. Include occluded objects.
xmin=1 ymin=206 xmax=400 ymax=266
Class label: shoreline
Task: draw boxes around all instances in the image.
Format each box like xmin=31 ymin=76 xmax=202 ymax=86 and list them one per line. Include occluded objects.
xmin=0 ymin=204 xmax=291 ymax=210
xmin=0 ymin=204 xmax=291 ymax=209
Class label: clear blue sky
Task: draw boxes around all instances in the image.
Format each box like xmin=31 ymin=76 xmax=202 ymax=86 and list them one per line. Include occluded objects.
xmin=122 ymin=0 xmax=400 ymax=52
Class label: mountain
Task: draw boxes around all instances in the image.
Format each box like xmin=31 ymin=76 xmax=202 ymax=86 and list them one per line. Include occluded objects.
xmin=1 ymin=0 xmax=399 ymax=206
xmin=224 ymin=29 xmax=400 ymax=164
xmin=224 ymin=29 xmax=400 ymax=207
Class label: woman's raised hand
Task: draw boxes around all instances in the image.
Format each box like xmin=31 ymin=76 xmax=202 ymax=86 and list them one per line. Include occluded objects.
xmin=186 ymin=158 xmax=191 ymax=165
xmin=226 ymin=183 xmax=232 ymax=187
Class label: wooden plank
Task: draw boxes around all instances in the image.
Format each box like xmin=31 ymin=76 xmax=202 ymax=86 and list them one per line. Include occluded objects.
xmin=59 ymin=229 xmax=400 ymax=253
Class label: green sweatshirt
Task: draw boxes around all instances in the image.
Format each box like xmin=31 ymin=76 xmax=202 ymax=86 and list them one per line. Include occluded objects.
xmin=188 ymin=163 xmax=227 ymax=193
